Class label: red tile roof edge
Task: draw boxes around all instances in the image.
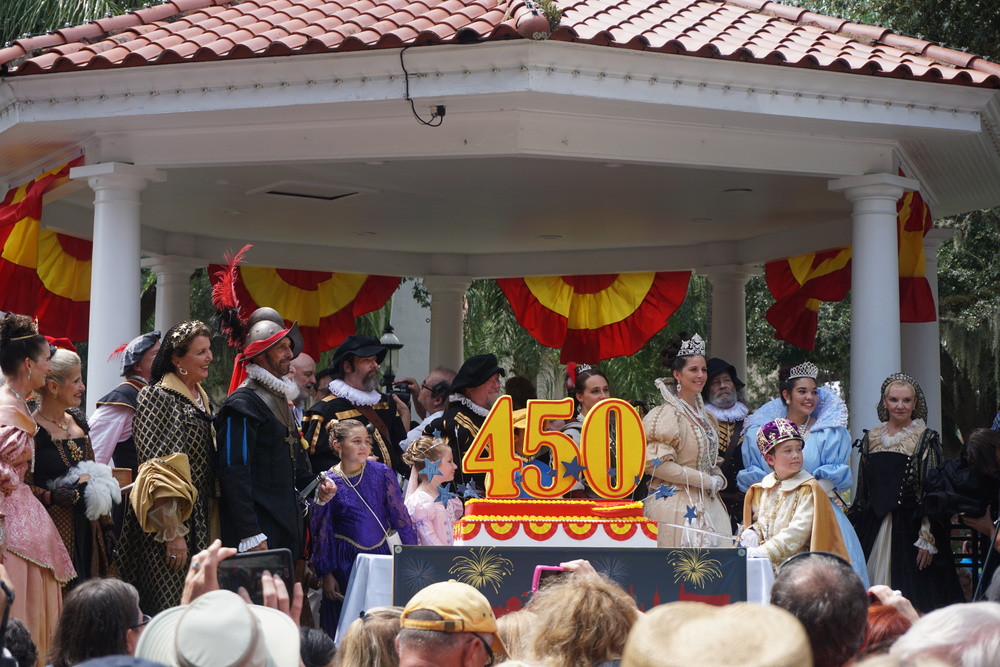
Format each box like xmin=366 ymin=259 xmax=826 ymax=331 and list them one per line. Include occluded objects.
xmin=1 ymin=0 xmax=999 ymax=89
xmin=726 ymin=0 xmax=1000 ymax=79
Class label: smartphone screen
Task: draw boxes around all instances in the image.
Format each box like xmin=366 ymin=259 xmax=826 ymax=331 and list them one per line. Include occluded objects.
xmin=217 ymin=548 xmax=295 ymax=605
xmin=531 ymin=565 xmax=569 ymax=592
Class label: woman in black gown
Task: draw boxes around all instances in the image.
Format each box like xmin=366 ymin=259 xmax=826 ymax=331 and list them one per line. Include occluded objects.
xmin=28 ymin=347 xmax=118 ymax=584
xmin=850 ymin=373 xmax=963 ymax=612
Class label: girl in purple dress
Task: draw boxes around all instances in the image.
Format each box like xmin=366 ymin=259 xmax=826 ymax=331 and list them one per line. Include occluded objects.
xmin=310 ymin=419 xmax=416 ymax=636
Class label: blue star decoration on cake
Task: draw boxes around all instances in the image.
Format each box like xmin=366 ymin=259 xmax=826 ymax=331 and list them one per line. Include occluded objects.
xmin=684 ymin=505 xmax=699 ymax=522
xmin=457 ymin=480 xmax=481 ymax=499
xmin=532 ymin=461 xmax=556 ymax=486
xmin=421 ymin=457 xmax=443 ymax=480
xmin=561 ymin=456 xmax=586 ymax=479
xmin=436 ymin=483 xmax=458 ymax=505
xmin=654 ymin=485 xmax=676 ymax=500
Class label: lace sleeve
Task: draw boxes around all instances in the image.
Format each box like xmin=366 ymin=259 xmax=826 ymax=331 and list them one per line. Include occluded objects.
xmin=382 ymin=465 xmax=418 ymax=545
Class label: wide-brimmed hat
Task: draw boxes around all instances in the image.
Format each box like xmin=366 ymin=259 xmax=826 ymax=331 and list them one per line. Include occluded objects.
xmin=621 ymin=601 xmax=811 ymax=667
xmin=705 ymin=358 xmax=745 ymax=391
xmin=330 ymin=334 xmax=387 ymax=372
xmin=135 ymin=590 xmax=300 ymax=667
xmin=756 ymin=418 xmax=804 ymax=458
xmin=876 ymin=373 xmax=927 ymax=423
xmin=400 ymin=581 xmax=507 ymax=655
xmin=450 ymin=354 xmax=505 ymax=393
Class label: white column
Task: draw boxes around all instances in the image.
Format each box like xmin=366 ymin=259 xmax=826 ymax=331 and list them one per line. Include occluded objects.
xmin=422 ymin=276 xmax=471 ymax=372
xmin=830 ymin=173 xmax=917 ymax=440
xmin=72 ymin=163 xmax=165 ymax=414
xmin=142 ymin=255 xmax=204 ymax=332
xmin=901 ymin=229 xmax=952 ymax=434
xmin=702 ymin=264 xmax=757 ymax=383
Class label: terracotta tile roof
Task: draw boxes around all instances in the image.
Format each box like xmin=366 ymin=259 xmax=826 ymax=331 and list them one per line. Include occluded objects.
xmin=2 ymin=0 xmax=999 ymax=87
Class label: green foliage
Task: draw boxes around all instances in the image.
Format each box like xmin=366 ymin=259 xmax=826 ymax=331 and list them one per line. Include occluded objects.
xmin=745 ymin=275 xmax=852 ymax=407
xmin=0 ymin=0 xmax=146 ymax=47
xmin=796 ymin=0 xmax=1000 ymax=61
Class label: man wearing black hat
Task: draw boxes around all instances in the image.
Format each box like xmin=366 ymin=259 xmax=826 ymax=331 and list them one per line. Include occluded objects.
xmin=215 ymin=313 xmax=333 ymax=555
xmin=425 ymin=353 xmax=505 ymax=491
xmin=702 ymin=357 xmax=751 ymax=529
xmin=302 ymin=334 xmax=411 ymax=477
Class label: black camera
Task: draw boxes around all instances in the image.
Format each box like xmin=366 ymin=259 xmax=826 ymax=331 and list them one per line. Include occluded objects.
xmin=391 ymin=380 xmax=411 ymax=406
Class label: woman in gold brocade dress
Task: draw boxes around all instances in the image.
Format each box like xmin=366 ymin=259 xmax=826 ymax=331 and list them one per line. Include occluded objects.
xmin=117 ymin=321 xmax=218 ymax=614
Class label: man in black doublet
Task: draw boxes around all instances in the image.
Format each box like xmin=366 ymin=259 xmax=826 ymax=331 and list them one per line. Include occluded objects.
xmin=425 ymin=353 xmax=505 ymax=491
xmin=215 ymin=317 xmax=318 ymax=555
xmin=302 ymin=335 xmax=410 ymax=477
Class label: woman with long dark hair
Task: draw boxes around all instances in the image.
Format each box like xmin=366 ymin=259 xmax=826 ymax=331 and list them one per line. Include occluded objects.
xmin=117 ymin=320 xmax=217 ymax=614
xmin=0 ymin=313 xmax=75 ymax=661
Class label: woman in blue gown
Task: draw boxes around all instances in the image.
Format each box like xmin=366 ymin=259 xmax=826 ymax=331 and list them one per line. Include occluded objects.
xmin=738 ymin=361 xmax=869 ymax=586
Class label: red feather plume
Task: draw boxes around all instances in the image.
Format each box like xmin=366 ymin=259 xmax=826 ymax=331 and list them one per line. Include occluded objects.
xmin=107 ymin=340 xmax=129 ymax=363
xmin=211 ymin=243 xmax=253 ymax=349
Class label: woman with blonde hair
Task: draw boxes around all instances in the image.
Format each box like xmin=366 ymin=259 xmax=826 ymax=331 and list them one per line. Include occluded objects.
xmin=402 ymin=435 xmax=462 ymax=545
xmin=527 ymin=570 xmax=639 ymax=667
xmin=850 ymin=373 xmax=963 ymax=611
xmin=336 ymin=606 xmax=402 ymax=667
xmin=29 ymin=347 xmax=119 ymax=584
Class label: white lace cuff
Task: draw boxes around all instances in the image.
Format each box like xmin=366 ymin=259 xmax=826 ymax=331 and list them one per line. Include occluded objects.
xmin=914 ymin=537 xmax=938 ymax=554
xmin=239 ymin=533 xmax=268 ymax=552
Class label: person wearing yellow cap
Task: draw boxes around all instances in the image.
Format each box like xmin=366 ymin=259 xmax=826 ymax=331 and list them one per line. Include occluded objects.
xmin=396 ymin=581 xmax=506 ymax=667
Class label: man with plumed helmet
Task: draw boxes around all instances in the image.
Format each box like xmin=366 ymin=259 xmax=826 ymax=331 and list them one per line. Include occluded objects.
xmin=302 ymin=334 xmax=411 ymax=477
xmin=214 ymin=308 xmax=334 ymax=555
xmin=424 ymin=353 xmax=505 ymax=491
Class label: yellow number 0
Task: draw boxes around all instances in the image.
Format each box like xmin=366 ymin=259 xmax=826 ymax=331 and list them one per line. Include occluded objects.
xmin=580 ymin=399 xmax=645 ymax=499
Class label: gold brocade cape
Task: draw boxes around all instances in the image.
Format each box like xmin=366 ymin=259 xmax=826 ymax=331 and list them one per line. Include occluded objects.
xmin=130 ymin=451 xmax=197 ymax=531
xmin=743 ymin=475 xmax=850 ymax=563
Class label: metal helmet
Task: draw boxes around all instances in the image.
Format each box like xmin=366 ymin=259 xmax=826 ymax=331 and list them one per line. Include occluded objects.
xmin=243 ymin=311 xmax=304 ymax=360
xmin=245 ymin=307 xmax=284 ymax=334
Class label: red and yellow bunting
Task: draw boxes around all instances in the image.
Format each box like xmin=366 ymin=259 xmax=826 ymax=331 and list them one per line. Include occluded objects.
xmin=207 ymin=264 xmax=400 ymax=357
xmin=496 ymin=272 xmax=691 ymax=363
xmin=0 ymin=157 xmax=91 ymax=341
xmin=765 ymin=175 xmax=936 ymax=350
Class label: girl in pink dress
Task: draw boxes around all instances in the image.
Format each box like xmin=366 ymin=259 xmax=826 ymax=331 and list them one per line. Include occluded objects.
xmin=0 ymin=314 xmax=75 ymax=665
xmin=402 ymin=436 xmax=463 ymax=545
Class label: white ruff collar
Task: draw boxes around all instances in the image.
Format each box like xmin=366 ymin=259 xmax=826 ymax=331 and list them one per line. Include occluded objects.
xmin=246 ymin=364 xmax=299 ymax=401
xmin=705 ymin=401 xmax=749 ymax=423
xmin=330 ymin=379 xmax=381 ymax=406
xmin=455 ymin=395 xmax=490 ymax=417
